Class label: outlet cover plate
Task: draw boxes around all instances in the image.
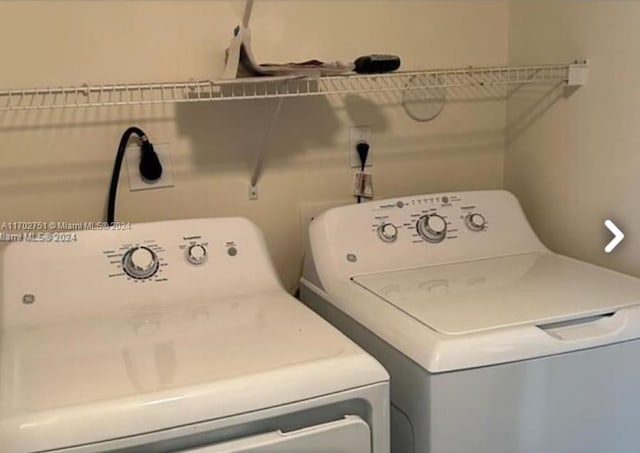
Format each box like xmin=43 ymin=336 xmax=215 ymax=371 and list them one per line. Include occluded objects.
xmin=126 ymin=143 xmax=174 ymax=191
xmin=349 ymin=126 xmax=372 ymax=169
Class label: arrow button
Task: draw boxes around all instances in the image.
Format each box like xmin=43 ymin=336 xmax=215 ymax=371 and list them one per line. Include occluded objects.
xmin=604 ymin=219 xmax=624 ymax=253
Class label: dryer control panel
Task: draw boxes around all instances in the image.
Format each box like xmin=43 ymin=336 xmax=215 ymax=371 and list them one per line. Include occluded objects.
xmin=1 ymin=218 xmax=281 ymax=329
xmin=103 ymin=233 xmax=220 ymax=283
xmin=304 ymin=190 xmax=548 ymax=289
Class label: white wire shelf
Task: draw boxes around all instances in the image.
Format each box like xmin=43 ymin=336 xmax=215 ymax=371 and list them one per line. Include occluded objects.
xmin=0 ymin=62 xmax=586 ymax=112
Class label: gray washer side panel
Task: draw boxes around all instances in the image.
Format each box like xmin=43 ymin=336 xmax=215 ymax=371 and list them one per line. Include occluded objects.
xmin=300 ymin=283 xmax=640 ymax=453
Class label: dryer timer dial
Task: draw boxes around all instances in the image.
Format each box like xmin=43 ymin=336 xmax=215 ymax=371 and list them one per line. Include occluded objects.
xmin=123 ymin=246 xmax=159 ymax=279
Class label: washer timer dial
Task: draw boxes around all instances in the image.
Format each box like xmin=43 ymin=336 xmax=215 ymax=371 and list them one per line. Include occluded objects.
xmin=122 ymin=246 xmax=159 ymax=279
xmin=416 ymin=214 xmax=447 ymax=243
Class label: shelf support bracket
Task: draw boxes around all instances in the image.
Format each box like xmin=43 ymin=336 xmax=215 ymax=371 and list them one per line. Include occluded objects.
xmin=249 ymin=97 xmax=284 ymax=201
xmin=567 ymin=59 xmax=589 ymax=87
xmin=222 ymin=0 xmax=254 ymax=80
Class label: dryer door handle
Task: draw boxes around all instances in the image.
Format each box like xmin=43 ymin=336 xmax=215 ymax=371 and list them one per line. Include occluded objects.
xmin=178 ymin=415 xmax=371 ymax=452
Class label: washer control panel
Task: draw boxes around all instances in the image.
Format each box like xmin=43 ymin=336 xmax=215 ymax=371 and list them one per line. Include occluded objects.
xmin=306 ymin=190 xmax=547 ymax=282
xmin=369 ymin=194 xmax=490 ymax=246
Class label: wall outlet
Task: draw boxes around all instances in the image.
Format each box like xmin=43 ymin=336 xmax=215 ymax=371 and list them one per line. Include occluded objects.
xmin=349 ymin=126 xmax=372 ymax=169
xmin=125 ymin=142 xmax=174 ymax=191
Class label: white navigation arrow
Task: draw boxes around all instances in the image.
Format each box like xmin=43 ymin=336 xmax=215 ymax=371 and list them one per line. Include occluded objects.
xmin=604 ymin=219 xmax=624 ymax=253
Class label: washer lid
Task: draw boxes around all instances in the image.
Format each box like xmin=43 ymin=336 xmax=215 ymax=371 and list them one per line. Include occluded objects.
xmin=353 ymin=252 xmax=640 ymax=335
xmin=0 ymin=291 xmax=387 ymax=453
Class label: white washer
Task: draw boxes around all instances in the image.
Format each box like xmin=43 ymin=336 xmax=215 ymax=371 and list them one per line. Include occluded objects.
xmin=301 ymin=190 xmax=640 ymax=453
xmin=0 ymin=218 xmax=389 ymax=452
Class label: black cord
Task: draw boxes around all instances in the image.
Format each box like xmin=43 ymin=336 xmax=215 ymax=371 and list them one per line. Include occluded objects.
xmin=107 ymin=127 xmax=162 ymax=225
xmin=356 ymin=141 xmax=370 ymax=204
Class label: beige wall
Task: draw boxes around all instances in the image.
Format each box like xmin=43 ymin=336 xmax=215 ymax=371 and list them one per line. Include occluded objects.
xmin=0 ymin=1 xmax=508 ymax=291
xmin=506 ymin=1 xmax=640 ymax=277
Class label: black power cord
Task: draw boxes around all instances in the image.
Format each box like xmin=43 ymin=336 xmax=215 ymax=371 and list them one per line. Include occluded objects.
xmin=356 ymin=141 xmax=370 ymax=204
xmin=107 ymin=127 xmax=163 ymax=225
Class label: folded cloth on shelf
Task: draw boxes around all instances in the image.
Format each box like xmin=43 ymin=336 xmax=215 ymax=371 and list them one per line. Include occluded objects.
xmin=239 ymin=45 xmax=354 ymax=77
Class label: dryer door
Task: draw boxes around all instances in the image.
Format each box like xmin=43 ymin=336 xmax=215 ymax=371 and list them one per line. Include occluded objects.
xmin=181 ymin=416 xmax=371 ymax=453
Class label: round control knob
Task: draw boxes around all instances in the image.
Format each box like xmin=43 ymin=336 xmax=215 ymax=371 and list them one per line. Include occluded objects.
xmin=123 ymin=246 xmax=159 ymax=279
xmin=465 ymin=213 xmax=486 ymax=232
xmin=186 ymin=244 xmax=208 ymax=265
xmin=377 ymin=223 xmax=398 ymax=243
xmin=416 ymin=214 xmax=447 ymax=243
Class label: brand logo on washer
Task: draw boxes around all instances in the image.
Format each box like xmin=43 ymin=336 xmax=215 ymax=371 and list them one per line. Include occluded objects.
xmin=346 ymin=254 xmax=357 ymax=262
xmin=22 ymin=294 xmax=35 ymax=304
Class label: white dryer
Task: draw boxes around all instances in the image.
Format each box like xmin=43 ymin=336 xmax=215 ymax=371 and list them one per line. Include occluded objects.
xmin=0 ymin=218 xmax=389 ymax=452
xmin=301 ymin=190 xmax=640 ymax=453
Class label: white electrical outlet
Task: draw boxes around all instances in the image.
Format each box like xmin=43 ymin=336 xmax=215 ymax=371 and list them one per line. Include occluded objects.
xmin=125 ymin=143 xmax=174 ymax=191
xmin=348 ymin=126 xmax=372 ymax=169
